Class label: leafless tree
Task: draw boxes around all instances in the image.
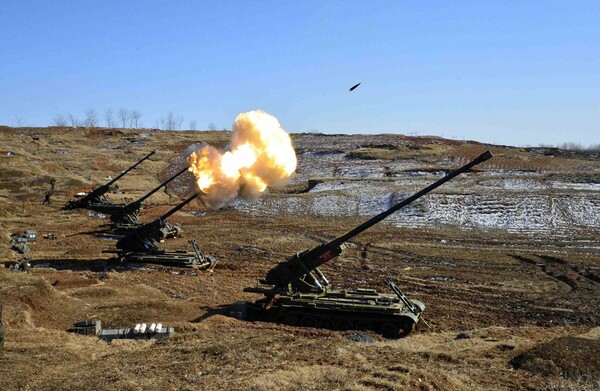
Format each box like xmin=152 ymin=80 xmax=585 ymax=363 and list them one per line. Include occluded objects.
xmin=189 ymin=120 xmax=197 ymax=131
xmin=165 ymin=112 xmax=176 ymax=130
xmin=208 ymin=122 xmax=217 ymax=131
xmin=118 ymin=108 xmax=129 ymax=128
xmin=68 ymin=113 xmax=79 ymax=127
xmin=104 ymin=109 xmax=114 ymax=128
xmin=84 ymin=109 xmax=98 ymax=127
xmin=53 ymin=113 xmax=68 ymax=126
xmin=560 ymin=142 xmax=584 ymax=151
xmin=14 ymin=116 xmax=26 ymax=127
xmin=164 ymin=111 xmax=184 ymax=130
xmin=130 ymin=110 xmax=142 ymax=128
xmin=176 ymin=114 xmax=184 ymax=130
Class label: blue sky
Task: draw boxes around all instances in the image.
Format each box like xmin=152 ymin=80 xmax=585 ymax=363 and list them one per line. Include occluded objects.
xmin=1 ymin=1 xmax=598 ymax=147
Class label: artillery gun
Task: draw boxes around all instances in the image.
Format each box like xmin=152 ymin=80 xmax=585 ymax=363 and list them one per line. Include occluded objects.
xmin=64 ymin=150 xmax=155 ymax=210
xmin=241 ymin=151 xmax=492 ymax=338
xmin=90 ymin=167 xmax=189 ymax=238
xmin=112 ymin=193 xmax=215 ymax=269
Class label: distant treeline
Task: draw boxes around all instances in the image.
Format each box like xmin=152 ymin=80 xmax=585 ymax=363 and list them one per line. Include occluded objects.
xmin=48 ymin=109 xmax=220 ymax=131
xmin=525 ymin=142 xmax=600 ymax=151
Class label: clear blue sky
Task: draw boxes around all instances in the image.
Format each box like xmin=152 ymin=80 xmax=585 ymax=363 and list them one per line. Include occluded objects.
xmin=1 ymin=1 xmax=598 ymax=147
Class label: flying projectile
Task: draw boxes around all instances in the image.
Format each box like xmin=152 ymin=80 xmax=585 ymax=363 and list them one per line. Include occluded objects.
xmin=349 ymin=83 xmax=361 ymax=92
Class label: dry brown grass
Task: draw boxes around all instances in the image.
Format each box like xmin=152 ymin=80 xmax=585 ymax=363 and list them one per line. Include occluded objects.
xmin=0 ymin=127 xmax=598 ymax=390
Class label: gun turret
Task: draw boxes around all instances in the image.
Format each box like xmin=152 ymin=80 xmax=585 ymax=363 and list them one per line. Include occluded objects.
xmin=91 ymin=166 xmax=189 ymax=225
xmin=65 ymin=150 xmax=156 ymax=210
xmin=116 ymin=193 xmax=198 ymax=253
xmin=259 ymin=151 xmax=492 ymax=294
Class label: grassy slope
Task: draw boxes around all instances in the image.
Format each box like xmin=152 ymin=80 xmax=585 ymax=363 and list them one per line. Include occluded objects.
xmin=0 ymin=126 xmax=599 ymax=390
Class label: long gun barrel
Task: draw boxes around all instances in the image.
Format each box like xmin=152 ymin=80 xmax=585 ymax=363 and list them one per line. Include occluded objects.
xmin=124 ymin=167 xmax=188 ymax=212
xmin=116 ymin=193 xmax=199 ymax=252
xmin=106 ymin=150 xmax=156 ymax=187
xmin=87 ymin=166 xmax=189 ymax=225
xmin=66 ymin=150 xmax=156 ymax=209
xmin=157 ymin=193 xmax=198 ymax=221
xmin=264 ymin=151 xmax=492 ymax=288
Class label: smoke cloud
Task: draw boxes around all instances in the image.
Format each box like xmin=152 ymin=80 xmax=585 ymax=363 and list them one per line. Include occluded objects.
xmin=187 ymin=110 xmax=297 ymax=209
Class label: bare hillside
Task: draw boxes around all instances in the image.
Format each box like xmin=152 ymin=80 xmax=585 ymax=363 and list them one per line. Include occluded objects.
xmin=0 ymin=126 xmax=599 ymax=390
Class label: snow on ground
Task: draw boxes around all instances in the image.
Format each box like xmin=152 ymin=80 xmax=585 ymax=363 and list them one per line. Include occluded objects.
xmin=235 ymin=175 xmax=600 ymax=241
xmin=548 ymin=182 xmax=600 ymax=191
xmin=235 ymin=145 xmax=600 ymax=242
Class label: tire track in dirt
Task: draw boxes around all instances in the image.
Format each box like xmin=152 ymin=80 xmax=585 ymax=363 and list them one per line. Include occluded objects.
xmin=511 ymin=254 xmax=600 ymax=291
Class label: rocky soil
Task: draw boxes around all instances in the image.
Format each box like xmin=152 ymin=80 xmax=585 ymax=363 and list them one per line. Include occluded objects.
xmin=0 ymin=126 xmax=599 ymax=390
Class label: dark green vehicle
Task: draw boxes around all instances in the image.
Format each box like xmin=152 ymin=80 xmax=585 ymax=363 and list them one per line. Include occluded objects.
xmin=89 ymin=166 xmax=188 ymax=239
xmin=240 ymin=151 xmax=492 ymax=338
xmin=113 ymin=193 xmax=215 ymax=269
xmin=64 ymin=150 xmax=155 ymax=210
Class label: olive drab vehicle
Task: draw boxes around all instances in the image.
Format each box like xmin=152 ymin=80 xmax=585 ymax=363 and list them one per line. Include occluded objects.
xmin=89 ymin=166 xmax=189 ymax=239
xmin=64 ymin=150 xmax=155 ymax=210
xmin=240 ymin=151 xmax=493 ymax=338
xmin=111 ymin=193 xmax=215 ymax=269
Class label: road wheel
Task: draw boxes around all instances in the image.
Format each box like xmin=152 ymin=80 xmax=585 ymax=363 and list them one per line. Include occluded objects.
xmin=283 ymin=312 xmax=299 ymax=326
xmin=355 ymin=320 xmax=372 ymax=331
xmin=379 ymin=322 xmax=399 ymax=339
xmin=317 ymin=317 xmax=336 ymax=330
xmin=336 ymin=319 xmax=354 ymax=331
xmin=300 ymin=316 xmax=317 ymax=328
xmin=398 ymin=319 xmax=416 ymax=337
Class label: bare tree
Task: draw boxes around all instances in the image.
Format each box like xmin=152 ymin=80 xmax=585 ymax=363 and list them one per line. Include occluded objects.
xmin=118 ymin=108 xmax=129 ymax=128
xmin=68 ymin=113 xmax=79 ymax=127
xmin=165 ymin=112 xmax=176 ymax=130
xmin=189 ymin=119 xmax=197 ymax=131
xmin=53 ymin=113 xmax=67 ymax=126
xmin=176 ymin=114 xmax=184 ymax=130
xmin=165 ymin=111 xmax=184 ymax=130
xmin=84 ymin=109 xmax=98 ymax=127
xmin=14 ymin=116 xmax=26 ymax=127
xmin=104 ymin=109 xmax=114 ymax=128
xmin=208 ymin=122 xmax=217 ymax=131
xmin=131 ymin=110 xmax=142 ymax=128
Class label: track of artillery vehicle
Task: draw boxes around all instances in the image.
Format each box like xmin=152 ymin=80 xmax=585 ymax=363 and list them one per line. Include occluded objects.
xmin=64 ymin=150 xmax=155 ymax=210
xmin=110 ymin=193 xmax=215 ymax=269
xmin=238 ymin=151 xmax=492 ymax=338
xmin=90 ymin=167 xmax=189 ymax=239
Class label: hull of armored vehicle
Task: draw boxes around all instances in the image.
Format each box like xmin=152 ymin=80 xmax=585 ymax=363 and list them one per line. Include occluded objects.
xmin=110 ymin=223 xmax=181 ymax=239
xmin=278 ymin=290 xmax=424 ymax=338
xmin=240 ymin=287 xmax=424 ymax=338
xmin=239 ymin=152 xmax=491 ymax=338
xmin=121 ymin=251 xmax=213 ymax=269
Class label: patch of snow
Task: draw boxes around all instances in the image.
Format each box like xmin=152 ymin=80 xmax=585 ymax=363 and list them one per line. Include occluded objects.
xmin=478 ymin=178 xmax=547 ymax=190
xmin=549 ymin=182 xmax=600 ymax=191
xmin=235 ymin=186 xmax=600 ymax=240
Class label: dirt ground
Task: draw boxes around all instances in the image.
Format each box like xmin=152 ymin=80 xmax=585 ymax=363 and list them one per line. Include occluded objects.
xmin=0 ymin=126 xmax=599 ymax=390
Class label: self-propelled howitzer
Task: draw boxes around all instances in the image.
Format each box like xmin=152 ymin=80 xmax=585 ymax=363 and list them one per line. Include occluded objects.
xmin=114 ymin=193 xmax=215 ymax=269
xmin=241 ymin=151 xmax=492 ymax=337
xmin=91 ymin=167 xmax=188 ymax=238
xmin=65 ymin=150 xmax=156 ymax=210
xmin=118 ymin=167 xmax=188 ymax=222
